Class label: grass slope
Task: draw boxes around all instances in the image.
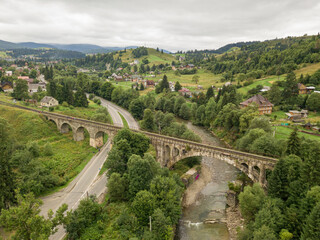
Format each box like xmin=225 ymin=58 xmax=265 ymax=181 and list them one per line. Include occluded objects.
xmin=115 ymin=47 xmax=176 ymax=65
xmin=0 ymin=105 xmax=97 ymax=194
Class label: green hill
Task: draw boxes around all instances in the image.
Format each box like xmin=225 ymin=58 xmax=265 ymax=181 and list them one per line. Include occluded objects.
xmin=0 ymin=105 xmax=97 ymax=195
xmin=114 ymin=47 xmax=176 ymax=65
xmin=0 ymin=40 xmax=20 ymax=50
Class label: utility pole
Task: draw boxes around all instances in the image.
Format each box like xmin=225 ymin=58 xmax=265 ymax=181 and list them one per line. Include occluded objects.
xmin=149 ymin=216 xmax=152 ymax=232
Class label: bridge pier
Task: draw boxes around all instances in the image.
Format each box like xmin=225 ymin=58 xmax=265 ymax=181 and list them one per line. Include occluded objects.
xmin=74 ymin=127 xmax=85 ymax=142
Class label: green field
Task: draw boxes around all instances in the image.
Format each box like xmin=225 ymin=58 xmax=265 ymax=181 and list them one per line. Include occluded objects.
xmin=0 ymin=105 xmax=98 ymax=195
xmin=237 ymin=75 xmax=286 ymax=95
xmin=0 ymin=93 xmax=112 ymax=123
xmin=0 ymin=51 xmax=10 ymax=59
xmin=273 ymin=126 xmax=320 ymax=142
xmin=158 ymin=69 xmax=222 ymax=90
xmin=114 ymin=48 xmax=176 ymax=65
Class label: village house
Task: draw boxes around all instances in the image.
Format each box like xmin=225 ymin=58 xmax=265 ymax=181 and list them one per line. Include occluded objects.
xmin=240 ymin=94 xmax=273 ymax=115
xmin=40 ymin=96 xmax=59 ymax=107
xmin=285 ymin=110 xmax=308 ymax=122
xmin=5 ymin=71 xmax=12 ymax=77
xmin=146 ymin=80 xmax=155 ymax=88
xmin=298 ymin=83 xmax=307 ymax=94
xmin=0 ymin=82 xmax=13 ymax=93
xmin=306 ymin=86 xmax=315 ymax=94
xmin=28 ymin=83 xmax=46 ymax=94
xmin=179 ymin=88 xmax=192 ymax=97
xmin=114 ymin=75 xmax=123 ymax=81
xmin=186 ymin=64 xmax=195 ymax=69
xmin=260 ymin=86 xmax=271 ymax=92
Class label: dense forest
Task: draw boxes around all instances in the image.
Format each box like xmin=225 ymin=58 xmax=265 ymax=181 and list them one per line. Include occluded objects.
xmin=185 ymin=35 xmax=320 ymax=80
xmin=6 ymin=48 xmax=85 ymax=60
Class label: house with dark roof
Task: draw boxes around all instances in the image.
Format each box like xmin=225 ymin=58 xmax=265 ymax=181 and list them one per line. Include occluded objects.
xmin=240 ymin=94 xmax=273 ymax=115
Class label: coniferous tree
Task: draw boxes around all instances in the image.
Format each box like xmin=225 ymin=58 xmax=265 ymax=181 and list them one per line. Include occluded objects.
xmin=174 ymin=81 xmax=182 ymax=92
xmin=206 ymin=86 xmax=214 ymax=100
xmin=286 ymin=128 xmax=301 ymax=156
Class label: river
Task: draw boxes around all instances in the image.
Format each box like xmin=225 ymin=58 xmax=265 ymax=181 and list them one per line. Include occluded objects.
xmin=177 ymin=123 xmax=240 ymax=240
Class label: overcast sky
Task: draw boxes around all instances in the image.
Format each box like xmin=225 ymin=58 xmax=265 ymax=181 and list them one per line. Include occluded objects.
xmin=0 ymin=0 xmax=319 ymax=51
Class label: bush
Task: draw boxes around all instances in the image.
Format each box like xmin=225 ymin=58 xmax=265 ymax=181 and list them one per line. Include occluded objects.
xmin=89 ymin=93 xmax=95 ymax=100
xmin=43 ymin=143 xmax=54 ymax=156
xmin=93 ymin=98 xmax=101 ymax=105
xmin=62 ymin=101 xmax=69 ymax=107
xmin=55 ymin=106 xmax=60 ymax=110
xmin=49 ymin=107 xmax=54 ymax=112
xmin=26 ymin=141 xmax=40 ymax=157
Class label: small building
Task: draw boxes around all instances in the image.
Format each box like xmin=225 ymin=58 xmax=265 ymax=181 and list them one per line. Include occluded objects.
xmin=0 ymin=82 xmax=13 ymax=92
xmin=115 ymin=75 xmax=123 ymax=81
xmin=285 ymin=110 xmax=308 ymax=121
xmin=304 ymin=122 xmax=312 ymax=130
xmin=240 ymin=94 xmax=273 ymax=115
xmin=25 ymin=99 xmax=37 ymax=105
xmin=146 ymin=80 xmax=155 ymax=88
xmin=28 ymin=83 xmax=46 ymax=94
xmin=5 ymin=71 xmax=12 ymax=76
xmin=186 ymin=64 xmax=195 ymax=69
xmin=179 ymin=88 xmax=192 ymax=97
xmin=306 ymin=86 xmax=315 ymax=94
xmin=298 ymin=83 xmax=307 ymax=94
xmin=40 ymin=96 xmax=59 ymax=107
xmin=260 ymin=86 xmax=271 ymax=92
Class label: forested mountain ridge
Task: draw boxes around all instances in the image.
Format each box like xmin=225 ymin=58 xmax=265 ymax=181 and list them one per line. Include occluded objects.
xmin=186 ymin=34 xmax=320 ymax=78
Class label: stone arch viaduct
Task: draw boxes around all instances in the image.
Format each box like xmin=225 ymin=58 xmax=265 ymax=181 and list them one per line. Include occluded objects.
xmin=0 ymin=102 xmax=278 ymax=187
xmin=44 ymin=112 xmax=277 ymax=187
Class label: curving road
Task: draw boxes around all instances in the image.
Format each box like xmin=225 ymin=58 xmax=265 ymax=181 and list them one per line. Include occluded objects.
xmin=41 ymin=141 xmax=111 ymax=240
xmin=96 ymin=96 xmax=140 ymax=130
xmin=86 ymin=94 xmax=139 ymax=130
xmin=41 ymin=96 xmax=139 ymax=239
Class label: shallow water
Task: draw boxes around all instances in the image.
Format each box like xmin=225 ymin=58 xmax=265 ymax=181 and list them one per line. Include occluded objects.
xmin=177 ymin=124 xmax=240 ymax=240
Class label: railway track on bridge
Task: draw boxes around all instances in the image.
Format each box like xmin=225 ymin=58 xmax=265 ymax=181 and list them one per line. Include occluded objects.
xmin=0 ymin=100 xmax=278 ymax=165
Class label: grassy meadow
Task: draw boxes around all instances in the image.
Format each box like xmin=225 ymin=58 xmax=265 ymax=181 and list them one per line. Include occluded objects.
xmin=0 ymin=104 xmax=98 ymax=194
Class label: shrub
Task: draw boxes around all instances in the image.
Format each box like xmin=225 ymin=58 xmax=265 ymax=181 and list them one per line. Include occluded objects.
xmin=49 ymin=107 xmax=54 ymax=112
xmin=62 ymin=101 xmax=69 ymax=107
xmin=89 ymin=93 xmax=95 ymax=100
xmin=43 ymin=143 xmax=54 ymax=156
xmin=27 ymin=141 xmax=40 ymax=157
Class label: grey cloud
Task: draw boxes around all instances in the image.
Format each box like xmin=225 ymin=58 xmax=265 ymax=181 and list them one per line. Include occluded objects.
xmin=0 ymin=0 xmax=319 ymax=51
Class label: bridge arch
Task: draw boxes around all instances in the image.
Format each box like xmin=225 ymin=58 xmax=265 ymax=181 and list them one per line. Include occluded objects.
xmin=74 ymin=126 xmax=87 ymax=142
xmin=60 ymin=122 xmax=72 ymax=134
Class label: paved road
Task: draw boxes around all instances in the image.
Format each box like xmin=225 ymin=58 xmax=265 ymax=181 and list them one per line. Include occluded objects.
xmin=40 ymin=96 xmax=138 ymax=239
xmin=96 ymin=96 xmax=140 ymax=130
xmin=41 ymin=141 xmax=111 ymax=240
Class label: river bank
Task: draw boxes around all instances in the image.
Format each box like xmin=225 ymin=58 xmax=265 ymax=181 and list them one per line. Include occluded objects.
xmin=226 ymin=206 xmax=244 ymax=240
xmin=178 ymin=123 xmax=242 ymax=240
xmin=182 ymin=161 xmax=213 ymax=208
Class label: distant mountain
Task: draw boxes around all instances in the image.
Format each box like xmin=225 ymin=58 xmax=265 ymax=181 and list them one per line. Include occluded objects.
xmin=19 ymin=42 xmax=56 ymax=49
xmin=0 ymin=39 xmax=169 ymax=55
xmin=0 ymin=40 xmax=20 ymax=50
